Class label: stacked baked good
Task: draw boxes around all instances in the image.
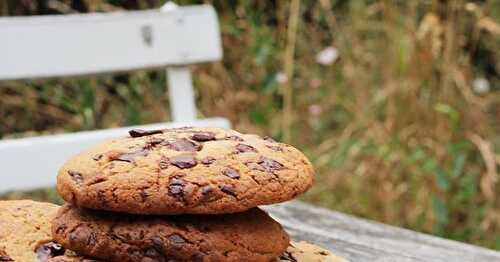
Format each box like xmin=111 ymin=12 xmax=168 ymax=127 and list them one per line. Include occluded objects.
xmin=0 ymin=127 xmax=347 ymax=262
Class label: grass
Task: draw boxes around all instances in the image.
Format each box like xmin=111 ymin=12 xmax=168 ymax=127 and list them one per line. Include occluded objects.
xmin=1 ymin=0 xmax=500 ymax=250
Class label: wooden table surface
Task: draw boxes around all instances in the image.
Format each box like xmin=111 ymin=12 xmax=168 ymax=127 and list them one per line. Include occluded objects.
xmin=265 ymin=201 xmax=500 ymax=262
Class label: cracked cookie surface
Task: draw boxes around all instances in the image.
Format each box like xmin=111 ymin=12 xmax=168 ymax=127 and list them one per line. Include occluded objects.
xmin=0 ymin=200 xmax=68 ymax=261
xmin=57 ymin=127 xmax=314 ymax=215
xmin=52 ymin=204 xmax=290 ymax=262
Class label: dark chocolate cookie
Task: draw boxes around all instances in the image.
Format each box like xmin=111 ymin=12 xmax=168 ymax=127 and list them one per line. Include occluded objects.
xmin=52 ymin=204 xmax=290 ymax=262
xmin=57 ymin=127 xmax=314 ymax=214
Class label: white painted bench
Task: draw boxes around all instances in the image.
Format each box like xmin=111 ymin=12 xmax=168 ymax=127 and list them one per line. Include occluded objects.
xmin=0 ymin=3 xmax=230 ymax=192
xmin=1 ymin=3 xmax=500 ymax=261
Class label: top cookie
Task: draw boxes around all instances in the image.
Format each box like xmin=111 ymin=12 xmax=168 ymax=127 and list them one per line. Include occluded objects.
xmin=57 ymin=127 xmax=314 ymax=215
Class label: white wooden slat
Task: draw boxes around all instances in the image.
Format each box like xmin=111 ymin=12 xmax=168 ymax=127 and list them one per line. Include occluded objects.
xmin=0 ymin=117 xmax=230 ymax=192
xmin=0 ymin=5 xmax=222 ymax=80
xmin=167 ymin=67 xmax=197 ymax=122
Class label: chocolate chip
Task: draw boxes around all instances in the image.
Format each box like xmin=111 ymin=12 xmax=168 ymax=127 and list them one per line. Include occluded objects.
xmin=168 ymin=178 xmax=186 ymax=196
xmin=263 ymin=136 xmax=276 ymax=142
xmin=92 ymin=154 xmax=103 ymax=161
xmin=68 ymin=170 xmax=83 ymax=184
xmin=318 ymin=251 xmax=329 ymax=256
xmin=266 ymin=144 xmax=283 ymax=152
xmin=0 ymin=248 xmax=13 ymax=262
xmin=109 ymin=149 xmax=149 ymax=162
xmin=151 ymin=237 xmax=165 ymax=253
xmin=167 ymin=234 xmax=186 ymax=246
xmin=201 ymin=186 xmax=214 ymax=195
xmin=129 ymin=129 xmax=163 ymax=138
xmin=258 ymin=156 xmax=284 ymax=172
xmin=235 ymin=143 xmax=257 ymax=153
xmin=166 ymin=138 xmax=202 ymax=152
xmin=200 ymin=186 xmax=220 ymax=202
xmin=35 ymin=242 xmax=65 ymax=261
xmin=144 ymin=247 xmax=164 ymax=261
xmin=190 ymin=132 xmax=216 ymax=142
xmin=201 ymin=156 xmax=216 ymax=165
xmin=222 ymin=167 xmax=240 ymax=179
xmin=170 ymin=155 xmax=197 ymax=169
xmin=159 ymin=157 xmax=170 ymax=169
xmin=145 ymin=138 xmax=164 ymax=149
xmin=225 ymin=135 xmax=244 ymax=141
xmin=279 ymin=251 xmax=297 ymax=262
xmin=169 ymin=185 xmax=183 ymax=195
xmin=220 ymin=185 xmax=237 ymax=197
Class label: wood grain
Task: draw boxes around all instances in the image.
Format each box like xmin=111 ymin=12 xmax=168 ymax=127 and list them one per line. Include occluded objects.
xmin=265 ymin=201 xmax=500 ymax=262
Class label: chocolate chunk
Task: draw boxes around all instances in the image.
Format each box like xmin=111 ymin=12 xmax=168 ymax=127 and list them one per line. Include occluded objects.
xmin=222 ymin=167 xmax=240 ymax=179
xmin=201 ymin=156 xmax=216 ymax=165
xmin=151 ymin=237 xmax=166 ymax=253
xmin=129 ymin=129 xmax=163 ymax=138
xmin=92 ymin=154 xmax=103 ymax=161
xmin=169 ymin=184 xmax=183 ymax=195
xmin=68 ymin=170 xmax=83 ymax=184
xmin=109 ymin=149 xmax=148 ymax=162
xmin=200 ymin=186 xmax=220 ymax=202
xmin=220 ymin=185 xmax=237 ymax=197
xmin=201 ymin=186 xmax=214 ymax=196
xmin=167 ymin=234 xmax=186 ymax=246
xmin=318 ymin=251 xmax=329 ymax=256
xmin=263 ymin=136 xmax=276 ymax=142
xmin=266 ymin=144 xmax=283 ymax=152
xmin=0 ymin=248 xmax=13 ymax=262
xmin=190 ymin=132 xmax=216 ymax=142
xmin=170 ymin=155 xmax=197 ymax=169
xmin=258 ymin=156 xmax=284 ymax=172
xmin=279 ymin=251 xmax=297 ymax=262
xmin=35 ymin=242 xmax=65 ymax=261
xmin=168 ymin=178 xmax=186 ymax=196
xmin=159 ymin=157 xmax=170 ymax=169
xmin=144 ymin=247 xmax=164 ymax=261
xmin=166 ymin=138 xmax=202 ymax=152
xmin=235 ymin=143 xmax=257 ymax=153
xmin=145 ymin=138 xmax=164 ymax=149
xmin=225 ymin=135 xmax=244 ymax=141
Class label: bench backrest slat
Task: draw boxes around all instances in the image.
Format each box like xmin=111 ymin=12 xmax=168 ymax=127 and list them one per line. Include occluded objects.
xmin=0 ymin=5 xmax=222 ymax=80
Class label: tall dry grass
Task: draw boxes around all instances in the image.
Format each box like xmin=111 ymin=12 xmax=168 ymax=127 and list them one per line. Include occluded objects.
xmin=1 ymin=0 xmax=499 ymax=249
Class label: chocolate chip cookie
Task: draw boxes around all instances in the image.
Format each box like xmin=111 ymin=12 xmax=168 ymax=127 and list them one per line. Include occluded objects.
xmin=52 ymin=204 xmax=290 ymax=262
xmin=57 ymin=127 xmax=315 ymax=214
xmin=279 ymin=241 xmax=349 ymax=262
xmin=0 ymin=200 xmax=68 ymax=261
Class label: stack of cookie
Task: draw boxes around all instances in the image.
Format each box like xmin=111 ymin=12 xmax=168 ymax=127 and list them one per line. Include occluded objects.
xmin=0 ymin=127 xmax=347 ymax=262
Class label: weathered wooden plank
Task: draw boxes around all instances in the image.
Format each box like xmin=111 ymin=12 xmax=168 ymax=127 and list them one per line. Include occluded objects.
xmin=265 ymin=201 xmax=500 ymax=262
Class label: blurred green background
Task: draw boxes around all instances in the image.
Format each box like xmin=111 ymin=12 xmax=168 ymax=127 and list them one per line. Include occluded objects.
xmin=1 ymin=0 xmax=500 ymax=250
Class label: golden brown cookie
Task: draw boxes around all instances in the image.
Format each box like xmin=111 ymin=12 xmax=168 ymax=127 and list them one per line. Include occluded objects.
xmin=0 ymin=200 xmax=67 ymax=261
xmin=52 ymin=204 xmax=290 ymax=262
xmin=278 ymin=241 xmax=349 ymax=262
xmin=56 ymin=127 xmax=314 ymax=215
